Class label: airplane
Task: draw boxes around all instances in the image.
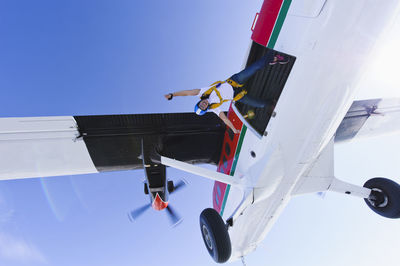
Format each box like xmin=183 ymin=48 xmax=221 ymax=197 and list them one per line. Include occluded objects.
xmin=127 ymin=140 xmax=187 ymax=226
xmin=1 ymin=0 xmax=400 ymax=264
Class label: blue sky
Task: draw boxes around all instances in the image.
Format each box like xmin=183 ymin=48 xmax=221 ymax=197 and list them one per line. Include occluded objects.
xmin=1 ymin=1 xmax=400 ymax=266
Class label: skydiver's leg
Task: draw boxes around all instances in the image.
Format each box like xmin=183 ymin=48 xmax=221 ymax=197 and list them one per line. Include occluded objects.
xmin=229 ymin=51 xmax=275 ymax=85
xmin=236 ymin=94 xmax=275 ymax=108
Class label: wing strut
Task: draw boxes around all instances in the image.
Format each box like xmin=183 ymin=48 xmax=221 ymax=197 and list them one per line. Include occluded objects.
xmin=160 ymin=156 xmax=243 ymax=186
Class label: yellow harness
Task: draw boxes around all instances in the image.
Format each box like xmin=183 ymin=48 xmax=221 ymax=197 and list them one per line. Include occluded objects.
xmin=201 ymin=79 xmax=247 ymax=109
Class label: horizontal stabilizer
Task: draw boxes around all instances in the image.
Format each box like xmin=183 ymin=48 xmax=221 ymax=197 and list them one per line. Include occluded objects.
xmin=335 ymin=98 xmax=400 ymax=143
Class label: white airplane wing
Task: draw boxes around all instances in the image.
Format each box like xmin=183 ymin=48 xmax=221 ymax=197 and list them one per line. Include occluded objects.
xmin=0 ymin=113 xmax=226 ymax=180
xmin=292 ymin=98 xmax=400 ymax=196
xmin=335 ymin=98 xmax=400 ymax=143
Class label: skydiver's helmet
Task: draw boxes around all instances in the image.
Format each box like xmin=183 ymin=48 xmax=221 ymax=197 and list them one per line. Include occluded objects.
xmin=194 ymin=103 xmax=207 ymax=115
xmin=194 ymin=99 xmax=209 ymax=116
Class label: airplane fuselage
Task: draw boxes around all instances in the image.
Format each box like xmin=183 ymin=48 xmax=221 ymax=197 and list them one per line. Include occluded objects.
xmin=218 ymin=0 xmax=400 ymax=261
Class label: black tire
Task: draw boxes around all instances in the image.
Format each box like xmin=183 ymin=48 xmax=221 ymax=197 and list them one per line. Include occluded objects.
xmin=167 ymin=180 xmax=174 ymax=193
xmin=363 ymin=177 xmax=400 ymax=218
xmin=199 ymin=208 xmax=231 ymax=263
xmin=144 ymin=183 xmax=149 ymax=195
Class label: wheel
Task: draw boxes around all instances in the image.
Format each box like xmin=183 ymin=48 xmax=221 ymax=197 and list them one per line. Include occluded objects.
xmin=363 ymin=177 xmax=400 ymax=218
xmin=144 ymin=183 xmax=149 ymax=195
xmin=167 ymin=180 xmax=174 ymax=193
xmin=199 ymin=208 xmax=231 ymax=263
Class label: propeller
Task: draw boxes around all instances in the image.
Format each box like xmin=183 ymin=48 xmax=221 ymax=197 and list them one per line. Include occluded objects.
xmin=171 ymin=179 xmax=188 ymax=194
xmin=165 ymin=205 xmax=183 ymax=227
xmin=128 ymin=203 xmax=152 ymax=222
xmin=129 ymin=140 xmax=185 ymax=227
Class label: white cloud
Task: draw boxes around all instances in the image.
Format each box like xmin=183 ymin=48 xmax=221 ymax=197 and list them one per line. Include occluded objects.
xmin=0 ymin=232 xmax=47 ymax=264
xmin=0 ymin=193 xmax=47 ymax=264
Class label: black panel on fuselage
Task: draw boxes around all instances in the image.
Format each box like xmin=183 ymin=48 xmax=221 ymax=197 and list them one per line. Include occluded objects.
xmin=74 ymin=113 xmax=225 ymax=172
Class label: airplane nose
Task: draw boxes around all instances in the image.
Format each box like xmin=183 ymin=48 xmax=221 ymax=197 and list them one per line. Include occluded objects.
xmin=152 ymin=193 xmax=168 ymax=211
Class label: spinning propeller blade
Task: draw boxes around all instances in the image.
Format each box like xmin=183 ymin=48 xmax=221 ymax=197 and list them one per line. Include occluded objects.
xmin=171 ymin=179 xmax=188 ymax=194
xmin=165 ymin=205 xmax=183 ymax=227
xmin=128 ymin=203 xmax=152 ymax=221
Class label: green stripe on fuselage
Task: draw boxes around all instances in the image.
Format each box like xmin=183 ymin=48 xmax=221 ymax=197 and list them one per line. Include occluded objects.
xmin=219 ymin=0 xmax=292 ymax=216
xmin=267 ymin=0 xmax=292 ymax=48
xmin=220 ymin=125 xmax=247 ymax=216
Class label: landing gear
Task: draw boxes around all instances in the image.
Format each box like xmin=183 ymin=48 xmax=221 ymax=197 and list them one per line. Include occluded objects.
xmin=144 ymin=183 xmax=149 ymax=195
xmin=364 ymin=177 xmax=400 ymax=219
xmin=199 ymin=208 xmax=231 ymax=263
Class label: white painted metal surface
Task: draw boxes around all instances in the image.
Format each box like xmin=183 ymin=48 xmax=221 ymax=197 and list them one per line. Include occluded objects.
xmin=0 ymin=116 xmax=97 ymax=179
xmin=288 ymin=0 xmax=327 ymax=18
xmin=328 ymin=177 xmax=371 ymax=198
xmin=346 ymin=98 xmax=400 ymax=142
xmin=291 ymin=138 xmax=334 ymax=196
xmin=161 ymin=156 xmax=244 ymax=186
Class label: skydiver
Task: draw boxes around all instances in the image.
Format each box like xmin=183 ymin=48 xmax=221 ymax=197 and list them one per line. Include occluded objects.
xmin=164 ymin=51 xmax=289 ymax=134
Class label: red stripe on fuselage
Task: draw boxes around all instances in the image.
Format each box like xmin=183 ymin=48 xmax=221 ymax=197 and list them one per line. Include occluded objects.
xmin=213 ymin=105 xmax=243 ymax=212
xmin=213 ymin=0 xmax=286 ymax=213
xmin=251 ymin=0 xmax=284 ymax=46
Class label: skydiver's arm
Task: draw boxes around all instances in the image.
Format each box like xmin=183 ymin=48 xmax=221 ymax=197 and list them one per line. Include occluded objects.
xmin=164 ymin=89 xmax=200 ymax=100
xmin=218 ymin=112 xmax=240 ymax=134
